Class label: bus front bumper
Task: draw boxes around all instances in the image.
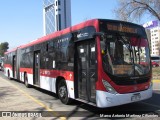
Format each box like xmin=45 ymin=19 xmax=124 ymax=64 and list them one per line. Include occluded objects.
xmin=96 ymin=86 xmax=152 ymax=108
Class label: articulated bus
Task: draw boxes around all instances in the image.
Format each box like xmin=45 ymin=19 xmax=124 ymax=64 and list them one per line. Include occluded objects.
xmin=4 ymin=19 xmax=152 ymax=108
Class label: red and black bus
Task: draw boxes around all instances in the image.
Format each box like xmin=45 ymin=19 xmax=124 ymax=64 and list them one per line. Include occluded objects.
xmin=4 ymin=19 xmax=152 ymax=108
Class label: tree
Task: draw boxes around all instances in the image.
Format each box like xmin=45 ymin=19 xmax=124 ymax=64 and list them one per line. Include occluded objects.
xmin=114 ymin=0 xmax=160 ymax=22
xmin=0 ymin=42 xmax=9 ymax=56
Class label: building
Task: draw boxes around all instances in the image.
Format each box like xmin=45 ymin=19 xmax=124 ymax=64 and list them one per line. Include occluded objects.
xmin=143 ymin=20 xmax=160 ymax=56
xmin=43 ymin=0 xmax=55 ymax=35
xmin=43 ymin=0 xmax=71 ymax=35
xmin=145 ymin=29 xmax=151 ymax=50
xmin=150 ymin=27 xmax=160 ymax=55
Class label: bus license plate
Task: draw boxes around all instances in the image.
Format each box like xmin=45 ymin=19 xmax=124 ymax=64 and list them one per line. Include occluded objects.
xmin=131 ymin=93 xmax=141 ymax=101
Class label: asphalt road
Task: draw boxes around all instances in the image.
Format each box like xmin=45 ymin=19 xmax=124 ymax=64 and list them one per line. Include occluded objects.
xmin=0 ymin=71 xmax=160 ymax=120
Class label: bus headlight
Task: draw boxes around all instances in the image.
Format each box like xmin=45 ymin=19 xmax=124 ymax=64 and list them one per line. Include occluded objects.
xmin=102 ymin=80 xmax=117 ymax=94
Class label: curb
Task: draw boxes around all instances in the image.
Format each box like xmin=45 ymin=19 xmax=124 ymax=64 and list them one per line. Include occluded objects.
xmin=152 ymin=80 xmax=160 ymax=83
xmin=152 ymin=79 xmax=160 ymax=91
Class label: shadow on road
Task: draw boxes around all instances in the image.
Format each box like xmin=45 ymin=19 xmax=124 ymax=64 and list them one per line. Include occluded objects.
xmin=45 ymin=92 xmax=160 ymax=119
xmin=31 ymin=90 xmax=160 ymax=119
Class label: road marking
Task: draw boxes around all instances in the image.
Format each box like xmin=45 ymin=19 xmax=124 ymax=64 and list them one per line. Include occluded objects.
xmin=2 ymin=78 xmax=66 ymax=120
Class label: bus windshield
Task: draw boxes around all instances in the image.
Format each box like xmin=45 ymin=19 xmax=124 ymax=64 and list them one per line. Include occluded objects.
xmin=101 ymin=34 xmax=150 ymax=77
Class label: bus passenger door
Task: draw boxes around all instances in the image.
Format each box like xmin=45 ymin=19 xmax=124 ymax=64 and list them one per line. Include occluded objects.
xmin=34 ymin=51 xmax=40 ymax=86
xmin=76 ymin=40 xmax=97 ymax=103
xmin=13 ymin=55 xmax=16 ymax=78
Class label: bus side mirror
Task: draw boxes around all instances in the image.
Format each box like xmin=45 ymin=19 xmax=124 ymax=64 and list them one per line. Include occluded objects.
xmin=93 ymin=32 xmax=106 ymax=41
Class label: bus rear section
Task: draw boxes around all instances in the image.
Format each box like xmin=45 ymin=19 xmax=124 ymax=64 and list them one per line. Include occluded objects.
xmin=3 ymin=49 xmax=19 ymax=79
xmin=0 ymin=57 xmax=4 ymax=71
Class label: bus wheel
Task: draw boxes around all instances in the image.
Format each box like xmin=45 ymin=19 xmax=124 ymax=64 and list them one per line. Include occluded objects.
xmin=24 ymin=73 xmax=30 ymax=88
xmin=58 ymin=80 xmax=71 ymax=105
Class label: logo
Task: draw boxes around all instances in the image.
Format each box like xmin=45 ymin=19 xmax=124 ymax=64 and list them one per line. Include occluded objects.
xmin=2 ymin=112 xmax=11 ymax=117
xmin=77 ymin=33 xmax=88 ymax=38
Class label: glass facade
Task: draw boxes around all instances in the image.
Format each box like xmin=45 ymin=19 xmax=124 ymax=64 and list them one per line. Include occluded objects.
xmin=43 ymin=0 xmax=71 ymax=35
xmin=43 ymin=0 xmax=55 ymax=35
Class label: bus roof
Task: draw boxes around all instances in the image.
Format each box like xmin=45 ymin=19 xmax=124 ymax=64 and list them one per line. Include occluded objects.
xmin=19 ymin=19 xmax=99 ymax=49
xmin=6 ymin=18 xmax=145 ymax=52
xmin=5 ymin=47 xmax=19 ymax=54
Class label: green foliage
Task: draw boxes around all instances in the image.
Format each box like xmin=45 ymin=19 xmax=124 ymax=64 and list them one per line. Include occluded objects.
xmin=0 ymin=42 xmax=9 ymax=56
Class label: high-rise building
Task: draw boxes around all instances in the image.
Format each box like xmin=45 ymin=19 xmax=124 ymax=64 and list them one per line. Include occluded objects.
xmin=43 ymin=0 xmax=71 ymax=35
xmin=43 ymin=0 xmax=55 ymax=35
xmin=150 ymin=27 xmax=160 ymax=55
xmin=145 ymin=29 xmax=151 ymax=50
xmin=143 ymin=20 xmax=160 ymax=56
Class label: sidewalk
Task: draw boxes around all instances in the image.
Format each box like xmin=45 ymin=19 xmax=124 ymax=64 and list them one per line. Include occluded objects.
xmin=0 ymin=76 xmax=63 ymax=120
xmin=0 ymin=78 xmax=43 ymax=111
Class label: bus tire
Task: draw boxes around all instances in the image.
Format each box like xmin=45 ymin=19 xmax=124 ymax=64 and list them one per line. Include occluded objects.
xmin=24 ymin=73 xmax=30 ymax=88
xmin=58 ymin=80 xmax=71 ymax=105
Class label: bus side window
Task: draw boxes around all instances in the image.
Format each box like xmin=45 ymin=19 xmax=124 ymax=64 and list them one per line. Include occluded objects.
xmin=67 ymin=40 xmax=74 ymax=62
xmin=48 ymin=41 xmax=54 ymax=51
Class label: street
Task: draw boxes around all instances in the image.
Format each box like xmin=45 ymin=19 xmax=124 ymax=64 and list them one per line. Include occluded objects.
xmin=0 ymin=71 xmax=160 ymax=120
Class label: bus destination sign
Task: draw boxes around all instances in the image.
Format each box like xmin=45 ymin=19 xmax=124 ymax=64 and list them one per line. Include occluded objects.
xmin=107 ymin=23 xmax=138 ymax=34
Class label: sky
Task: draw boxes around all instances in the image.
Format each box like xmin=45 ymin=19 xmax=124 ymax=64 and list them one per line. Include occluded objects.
xmin=0 ymin=0 xmax=153 ymax=50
